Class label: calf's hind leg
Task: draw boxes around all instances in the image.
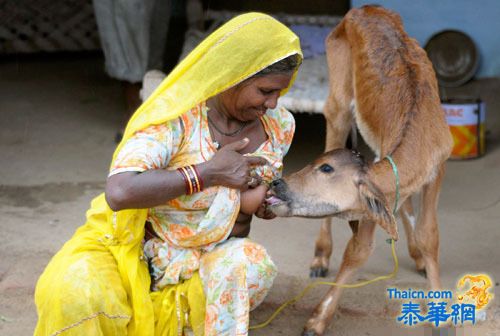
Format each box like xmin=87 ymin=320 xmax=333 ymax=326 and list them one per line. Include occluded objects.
xmin=415 ymin=163 xmax=446 ymax=289
xmin=310 ymin=217 xmax=333 ymax=277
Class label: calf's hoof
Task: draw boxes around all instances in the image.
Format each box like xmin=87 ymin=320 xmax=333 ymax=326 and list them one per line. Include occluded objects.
xmin=310 ymin=266 xmax=328 ymax=278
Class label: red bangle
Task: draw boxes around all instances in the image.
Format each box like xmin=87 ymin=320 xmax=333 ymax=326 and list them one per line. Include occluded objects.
xmin=177 ymin=165 xmax=203 ymax=195
xmin=191 ymin=164 xmax=204 ymax=191
xmin=184 ymin=165 xmax=202 ymax=193
xmin=177 ymin=167 xmax=193 ymax=195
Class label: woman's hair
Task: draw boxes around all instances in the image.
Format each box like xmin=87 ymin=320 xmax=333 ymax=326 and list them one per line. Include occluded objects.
xmin=252 ymin=53 xmax=302 ymax=77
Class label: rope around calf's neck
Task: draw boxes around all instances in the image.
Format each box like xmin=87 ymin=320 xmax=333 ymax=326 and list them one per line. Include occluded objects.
xmin=249 ymin=155 xmax=400 ymax=330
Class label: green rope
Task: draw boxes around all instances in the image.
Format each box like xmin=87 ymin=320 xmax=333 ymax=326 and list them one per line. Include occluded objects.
xmin=384 ymin=155 xmax=400 ymax=215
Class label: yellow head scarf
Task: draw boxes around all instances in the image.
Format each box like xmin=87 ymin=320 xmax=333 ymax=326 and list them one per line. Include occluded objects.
xmin=114 ymin=12 xmax=302 ymax=164
xmin=35 ymin=13 xmax=302 ymax=336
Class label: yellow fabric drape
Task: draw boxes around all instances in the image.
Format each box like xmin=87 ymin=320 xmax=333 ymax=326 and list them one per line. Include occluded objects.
xmin=35 ymin=12 xmax=302 ymax=336
xmin=151 ymin=273 xmax=206 ymax=336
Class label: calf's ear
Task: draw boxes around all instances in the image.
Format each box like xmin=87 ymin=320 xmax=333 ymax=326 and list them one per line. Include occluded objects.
xmin=358 ymin=179 xmax=398 ymax=240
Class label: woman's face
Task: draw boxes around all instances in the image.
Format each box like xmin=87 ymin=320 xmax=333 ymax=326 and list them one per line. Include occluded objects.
xmin=219 ymin=73 xmax=293 ymax=122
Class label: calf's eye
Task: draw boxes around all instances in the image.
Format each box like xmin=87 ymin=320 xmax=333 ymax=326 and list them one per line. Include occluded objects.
xmin=319 ymin=164 xmax=334 ymax=173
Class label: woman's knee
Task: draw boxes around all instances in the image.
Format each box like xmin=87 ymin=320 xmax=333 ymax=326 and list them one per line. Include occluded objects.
xmin=200 ymin=238 xmax=277 ymax=284
xmin=240 ymin=239 xmax=277 ymax=282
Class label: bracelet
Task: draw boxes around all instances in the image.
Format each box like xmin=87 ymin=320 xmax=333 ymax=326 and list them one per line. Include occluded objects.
xmin=185 ymin=165 xmax=203 ymax=194
xmin=177 ymin=167 xmax=192 ymax=195
xmin=177 ymin=165 xmax=203 ymax=195
xmin=184 ymin=166 xmax=200 ymax=194
xmin=191 ymin=164 xmax=204 ymax=191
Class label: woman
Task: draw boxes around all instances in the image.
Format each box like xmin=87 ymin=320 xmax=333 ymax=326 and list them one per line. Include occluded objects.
xmin=34 ymin=13 xmax=302 ymax=336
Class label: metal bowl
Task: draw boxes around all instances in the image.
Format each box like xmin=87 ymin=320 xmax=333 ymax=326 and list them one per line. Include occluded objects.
xmin=424 ymin=30 xmax=479 ymax=88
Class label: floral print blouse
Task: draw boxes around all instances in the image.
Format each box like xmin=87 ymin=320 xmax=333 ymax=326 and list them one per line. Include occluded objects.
xmin=109 ymin=102 xmax=295 ymax=289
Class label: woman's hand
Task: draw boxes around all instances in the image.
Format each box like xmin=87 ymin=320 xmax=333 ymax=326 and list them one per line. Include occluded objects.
xmin=254 ymin=201 xmax=276 ymax=220
xmin=229 ymin=212 xmax=252 ymax=238
xmin=197 ymin=138 xmax=267 ymax=191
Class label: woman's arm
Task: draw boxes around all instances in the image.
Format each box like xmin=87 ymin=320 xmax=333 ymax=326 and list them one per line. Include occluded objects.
xmin=106 ymin=169 xmax=195 ymax=211
xmin=106 ymin=138 xmax=267 ymax=211
xmin=230 ymin=212 xmax=253 ymax=238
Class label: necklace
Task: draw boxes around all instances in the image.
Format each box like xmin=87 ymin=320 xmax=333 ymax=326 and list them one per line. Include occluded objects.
xmin=207 ymin=111 xmax=252 ymax=137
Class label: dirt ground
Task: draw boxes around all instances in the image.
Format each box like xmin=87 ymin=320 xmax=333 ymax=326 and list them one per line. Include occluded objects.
xmin=1 ymin=53 xmax=499 ymax=336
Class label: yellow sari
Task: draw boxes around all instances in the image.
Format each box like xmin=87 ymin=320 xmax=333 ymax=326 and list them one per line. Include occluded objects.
xmin=34 ymin=12 xmax=302 ymax=336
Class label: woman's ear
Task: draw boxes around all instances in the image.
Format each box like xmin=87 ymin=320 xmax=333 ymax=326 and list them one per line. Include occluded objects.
xmin=358 ymin=179 xmax=398 ymax=240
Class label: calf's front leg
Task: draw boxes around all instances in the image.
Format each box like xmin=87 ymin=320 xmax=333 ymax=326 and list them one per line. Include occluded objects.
xmin=303 ymin=220 xmax=376 ymax=336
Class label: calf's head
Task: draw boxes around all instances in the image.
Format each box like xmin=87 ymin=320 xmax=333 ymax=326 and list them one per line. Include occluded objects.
xmin=267 ymin=148 xmax=398 ymax=240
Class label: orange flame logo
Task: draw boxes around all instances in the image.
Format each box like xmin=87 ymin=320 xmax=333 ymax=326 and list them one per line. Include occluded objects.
xmin=457 ymin=274 xmax=494 ymax=310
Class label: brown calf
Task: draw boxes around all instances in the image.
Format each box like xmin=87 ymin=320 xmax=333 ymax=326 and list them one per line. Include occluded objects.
xmin=267 ymin=5 xmax=453 ymax=335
